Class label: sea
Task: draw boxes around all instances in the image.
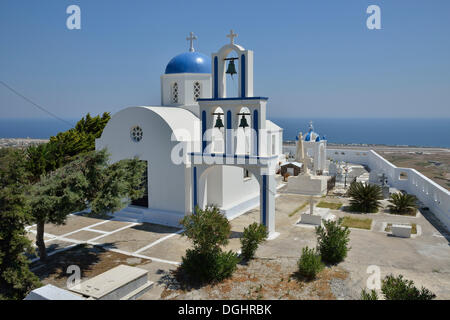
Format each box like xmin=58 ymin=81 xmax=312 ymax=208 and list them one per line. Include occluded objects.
xmin=0 ymin=117 xmax=449 ymax=148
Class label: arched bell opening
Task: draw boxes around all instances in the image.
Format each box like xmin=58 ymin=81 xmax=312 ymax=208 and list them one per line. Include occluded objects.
xmin=225 ymin=55 xmax=239 ymax=98
xmin=211 ymin=107 xmax=225 ymax=153
xmin=235 ymin=107 xmax=252 ymax=155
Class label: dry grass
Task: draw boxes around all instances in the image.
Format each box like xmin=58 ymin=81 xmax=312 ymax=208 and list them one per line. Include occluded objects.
xmin=341 ymin=216 xmax=372 ymax=230
xmin=385 ymin=223 xmax=417 ymax=234
xmin=316 ymin=201 xmax=343 ymax=210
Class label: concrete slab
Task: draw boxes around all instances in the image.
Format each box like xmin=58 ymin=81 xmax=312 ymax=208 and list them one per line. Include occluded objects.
xmin=90 ymin=220 xmax=134 ymax=232
xmin=93 ymin=223 xmax=181 ymax=253
xmin=67 ymin=230 xmax=104 ymax=241
xmin=29 ymin=215 xmax=108 ymax=236
xmin=25 ymin=284 xmax=85 ymax=300
xmin=139 ymin=234 xmax=192 ymax=262
xmin=69 ymin=265 xmax=149 ymax=300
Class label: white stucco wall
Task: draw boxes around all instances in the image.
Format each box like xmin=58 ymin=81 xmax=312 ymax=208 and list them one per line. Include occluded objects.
xmin=96 ymin=106 xmax=200 ymax=216
xmin=327 ymin=148 xmax=450 ymax=231
xmin=161 ymin=73 xmax=211 ymax=110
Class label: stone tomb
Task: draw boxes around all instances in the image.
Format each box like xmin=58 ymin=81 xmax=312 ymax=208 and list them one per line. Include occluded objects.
xmin=299 ymin=197 xmax=336 ymax=226
xmin=69 ymin=265 xmax=153 ymax=300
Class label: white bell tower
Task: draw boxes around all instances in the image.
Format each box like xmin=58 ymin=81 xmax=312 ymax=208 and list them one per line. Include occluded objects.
xmin=191 ymin=31 xmax=278 ymax=238
xmin=197 ymin=30 xmax=268 ymax=156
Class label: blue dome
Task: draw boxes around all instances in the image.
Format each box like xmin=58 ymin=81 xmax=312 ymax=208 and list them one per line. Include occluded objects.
xmin=165 ymin=52 xmax=211 ymax=74
xmin=305 ymin=132 xmax=311 ymax=141
xmin=315 ymin=136 xmax=321 ymax=142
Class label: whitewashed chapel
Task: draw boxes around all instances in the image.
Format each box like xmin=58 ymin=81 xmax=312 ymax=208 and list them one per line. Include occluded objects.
xmin=96 ymin=31 xmax=284 ymax=234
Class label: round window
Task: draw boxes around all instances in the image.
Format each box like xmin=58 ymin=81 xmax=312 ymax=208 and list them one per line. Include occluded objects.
xmin=131 ymin=126 xmax=143 ymax=142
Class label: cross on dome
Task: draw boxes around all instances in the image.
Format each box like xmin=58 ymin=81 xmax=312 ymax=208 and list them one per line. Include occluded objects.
xmin=226 ymin=30 xmax=238 ymax=45
xmin=186 ymin=32 xmax=197 ymax=52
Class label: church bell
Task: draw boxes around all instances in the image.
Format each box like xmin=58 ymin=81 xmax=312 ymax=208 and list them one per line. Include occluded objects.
xmin=214 ymin=114 xmax=224 ymax=129
xmin=226 ymin=60 xmax=237 ymax=76
xmin=239 ymin=115 xmax=249 ymax=129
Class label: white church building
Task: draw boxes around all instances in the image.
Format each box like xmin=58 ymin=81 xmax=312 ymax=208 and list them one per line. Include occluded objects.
xmin=96 ymin=31 xmax=283 ymax=235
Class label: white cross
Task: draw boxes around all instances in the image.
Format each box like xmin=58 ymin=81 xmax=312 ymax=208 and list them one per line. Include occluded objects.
xmin=226 ymin=30 xmax=238 ymax=45
xmin=186 ymin=32 xmax=197 ymax=52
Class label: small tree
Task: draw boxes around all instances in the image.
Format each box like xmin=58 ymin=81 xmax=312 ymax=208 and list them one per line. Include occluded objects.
xmin=240 ymin=223 xmax=268 ymax=261
xmin=315 ymin=218 xmax=351 ymax=265
xmin=381 ymin=274 xmax=436 ymax=300
xmin=30 ymin=150 xmax=146 ymax=261
xmin=297 ymin=247 xmax=323 ymax=280
xmin=347 ymin=181 xmax=383 ymax=213
xmin=388 ymin=192 xmax=417 ymax=215
xmin=180 ymin=206 xmax=238 ymax=283
xmin=180 ymin=205 xmax=231 ymax=254
xmin=0 ymin=150 xmax=41 ymax=299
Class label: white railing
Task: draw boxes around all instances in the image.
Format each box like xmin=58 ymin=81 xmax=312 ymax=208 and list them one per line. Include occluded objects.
xmin=327 ymin=148 xmax=450 ymax=231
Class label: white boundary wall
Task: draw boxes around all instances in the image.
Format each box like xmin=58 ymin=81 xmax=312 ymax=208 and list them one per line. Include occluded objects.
xmin=327 ymin=149 xmax=450 ymax=231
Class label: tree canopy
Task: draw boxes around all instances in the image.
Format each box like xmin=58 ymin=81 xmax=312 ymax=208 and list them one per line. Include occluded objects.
xmin=31 ymin=150 xmax=147 ymax=260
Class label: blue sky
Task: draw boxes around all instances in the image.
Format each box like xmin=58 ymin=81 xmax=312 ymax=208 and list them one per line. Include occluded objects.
xmin=1 ymin=0 xmax=449 ymax=120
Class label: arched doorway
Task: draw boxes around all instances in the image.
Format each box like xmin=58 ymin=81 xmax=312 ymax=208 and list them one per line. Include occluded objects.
xmin=131 ymin=160 xmax=149 ymax=208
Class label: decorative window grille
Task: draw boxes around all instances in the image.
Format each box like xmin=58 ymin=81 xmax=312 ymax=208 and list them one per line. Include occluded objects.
xmin=172 ymin=82 xmax=179 ymax=103
xmin=193 ymin=82 xmax=201 ymax=101
xmin=131 ymin=126 xmax=143 ymax=142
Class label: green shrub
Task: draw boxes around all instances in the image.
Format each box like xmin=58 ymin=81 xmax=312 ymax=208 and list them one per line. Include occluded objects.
xmin=297 ymin=247 xmax=323 ymax=280
xmin=360 ymin=289 xmax=378 ymax=300
xmin=240 ymin=223 xmax=268 ymax=260
xmin=347 ymin=182 xmax=383 ymax=213
xmin=381 ymin=274 xmax=436 ymax=300
xmin=179 ymin=206 xmax=238 ymax=283
xmin=315 ymin=218 xmax=351 ymax=264
xmin=181 ymin=248 xmax=239 ymax=283
xmin=180 ymin=205 xmax=231 ymax=253
xmin=388 ymin=192 xmax=417 ymax=215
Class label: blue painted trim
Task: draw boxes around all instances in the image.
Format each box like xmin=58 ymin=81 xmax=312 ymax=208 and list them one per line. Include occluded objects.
xmin=241 ymin=54 xmax=246 ymax=97
xmin=253 ymin=109 xmax=259 ymax=155
xmin=226 ymin=110 xmax=232 ymax=154
xmin=214 ymin=56 xmax=218 ymax=99
xmin=262 ymin=175 xmax=267 ymax=226
xmin=202 ymin=111 xmax=207 ymax=152
xmin=193 ymin=167 xmax=198 ymax=212
xmin=197 ymin=97 xmax=268 ymax=102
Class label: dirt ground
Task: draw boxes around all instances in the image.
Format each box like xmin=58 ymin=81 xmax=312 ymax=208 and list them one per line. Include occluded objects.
xmin=32 ymin=244 xmax=151 ymax=290
xmin=157 ymin=258 xmax=349 ymax=300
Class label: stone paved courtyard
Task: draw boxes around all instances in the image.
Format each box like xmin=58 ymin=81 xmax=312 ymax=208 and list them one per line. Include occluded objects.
xmin=28 ymin=190 xmax=450 ymax=299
